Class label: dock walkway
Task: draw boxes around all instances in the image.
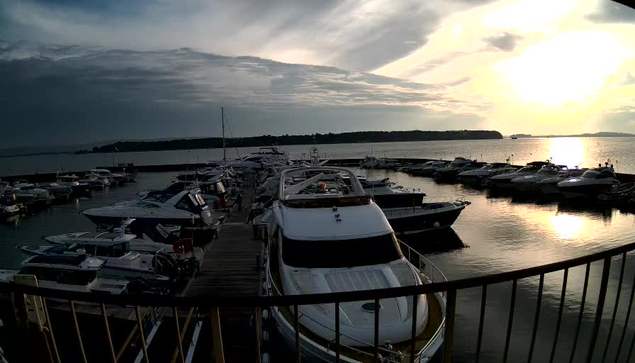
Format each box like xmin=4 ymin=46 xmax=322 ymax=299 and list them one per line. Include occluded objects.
xmin=182 ymin=188 xmax=262 ymax=362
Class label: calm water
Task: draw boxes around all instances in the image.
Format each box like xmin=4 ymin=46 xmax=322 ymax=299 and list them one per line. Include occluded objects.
xmin=2 ymin=168 xmax=635 ymax=360
xmin=1 ymin=137 xmax=634 ymax=176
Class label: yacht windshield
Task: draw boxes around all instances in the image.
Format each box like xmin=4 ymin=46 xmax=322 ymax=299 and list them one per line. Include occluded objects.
xmin=282 ymin=233 xmax=403 ymax=268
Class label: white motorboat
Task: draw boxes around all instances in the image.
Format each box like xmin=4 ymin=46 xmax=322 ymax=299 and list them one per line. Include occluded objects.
xmin=82 ymin=189 xmax=214 ymax=227
xmin=557 ymin=165 xmax=620 ymax=199
xmin=0 ymin=255 xmax=129 ymax=295
xmin=163 ymin=180 xmax=229 ymax=209
xmin=44 ymin=230 xmax=173 ymax=254
xmin=262 ymin=166 xmax=446 ymax=362
xmin=16 ymin=239 xmax=180 ymax=282
xmin=511 ymin=164 xmax=569 ymax=192
xmin=487 ymin=161 xmax=550 ymax=188
xmin=90 ymin=168 xmax=127 ymax=184
xmin=226 ymin=147 xmax=291 ymax=170
xmin=360 ymin=156 xmax=380 ymax=169
xmin=79 ymin=173 xmax=111 ymax=189
xmin=433 ymin=157 xmax=479 ymax=181
xmin=411 ymin=161 xmax=449 ymax=176
xmin=377 ymin=195 xmax=468 ymax=235
xmin=4 ymin=183 xmax=52 ymax=207
xmin=457 ymin=163 xmax=516 ymax=185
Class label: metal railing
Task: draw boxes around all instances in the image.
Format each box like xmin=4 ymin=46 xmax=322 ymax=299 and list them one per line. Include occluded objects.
xmin=3 ymin=240 xmax=635 ymax=362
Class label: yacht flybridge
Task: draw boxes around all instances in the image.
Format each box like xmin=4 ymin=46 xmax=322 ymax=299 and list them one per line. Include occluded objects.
xmin=263 ymin=166 xmax=446 ymax=362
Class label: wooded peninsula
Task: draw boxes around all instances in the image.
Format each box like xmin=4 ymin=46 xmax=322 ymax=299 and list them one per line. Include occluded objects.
xmin=77 ymin=130 xmax=503 ymax=154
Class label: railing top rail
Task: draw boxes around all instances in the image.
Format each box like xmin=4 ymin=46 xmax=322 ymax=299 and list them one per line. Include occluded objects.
xmin=4 ymin=240 xmax=635 ymax=307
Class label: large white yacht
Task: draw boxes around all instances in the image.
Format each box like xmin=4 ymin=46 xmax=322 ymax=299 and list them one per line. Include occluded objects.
xmin=82 ymin=189 xmax=214 ymax=227
xmin=262 ymin=166 xmax=446 ymax=362
xmin=511 ymin=164 xmax=569 ymax=192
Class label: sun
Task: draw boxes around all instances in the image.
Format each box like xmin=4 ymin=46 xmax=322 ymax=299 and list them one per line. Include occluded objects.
xmin=494 ymin=31 xmax=627 ymax=106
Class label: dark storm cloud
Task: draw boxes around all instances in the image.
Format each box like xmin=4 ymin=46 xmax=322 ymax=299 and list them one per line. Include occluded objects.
xmin=587 ymin=1 xmax=635 ymax=23
xmin=0 ymin=0 xmax=489 ymax=72
xmin=482 ymin=32 xmax=522 ymax=52
xmin=0 ymin=42 xmax=486 ymax=148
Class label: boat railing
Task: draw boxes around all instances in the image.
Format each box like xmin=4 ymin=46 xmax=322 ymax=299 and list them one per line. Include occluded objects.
xmin=421 ymin=195 xmax=467 ymax=204
xmin=3 ymin=240 xmax=635 ymax=362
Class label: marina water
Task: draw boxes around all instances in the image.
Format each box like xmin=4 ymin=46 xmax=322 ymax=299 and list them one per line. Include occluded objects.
xmin=1 ymin=137 xmax=635 ymax=361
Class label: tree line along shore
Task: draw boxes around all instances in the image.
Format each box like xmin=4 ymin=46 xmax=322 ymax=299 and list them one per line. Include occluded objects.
xmin=76 ymin=130 xmax=503 ymax=154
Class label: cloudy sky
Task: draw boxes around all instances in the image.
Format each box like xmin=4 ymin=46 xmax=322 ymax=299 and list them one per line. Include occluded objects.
xmin=1 ymin=0 xmax=634 ymax=147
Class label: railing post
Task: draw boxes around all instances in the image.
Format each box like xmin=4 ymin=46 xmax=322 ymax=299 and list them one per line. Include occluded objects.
xmin=335 ymin=302 xmax=340 ymax=363
xmin=601 ymin=253 xmax=626 ymax=363
xmin=69 ymin=300 xmax=88 ymax=363
xmin=172 ymin=307 xmax=185 ymax=363
xmin=615 ymin=260 xmax=635 ymax=360
xmin=134 ymin=306 xmax=150 ymax=363
xmin=210 ymin=307 xmax=225 ymax=363
xmin=528 ymin=274 xmax=545 ymax=363
xmin=549 ymin=268 xmax=569 ymax=363
xmin=294 ymin=304 xmax=301 ymax=363
xmin=569 ymin=263 xmax=591 ymax=363
xmin=374 ymin=298 xmax=380 ymax=362
xmin=502 ymin=279 xmax=518 ymax=363
xmin=586 ymin=257 xmax=611 ymax=363
xmin=410 ymin=294 xmax=418 ymax=363
xmin=42 ymin=298 xmax=60 ymax=363
xmin=443 ymin=289 xmax=457 ymax=363
xmin=254 ymin=307 xmax=261 ymax=363
xmin=475 ymin=285 xmax=487 ymax=363
xmin=101 ymin=304 xmax=117 ymax=363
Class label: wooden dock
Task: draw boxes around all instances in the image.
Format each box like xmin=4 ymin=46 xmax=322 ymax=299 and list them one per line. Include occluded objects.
xmin=182 ymin=189 xmax=262 ymax=363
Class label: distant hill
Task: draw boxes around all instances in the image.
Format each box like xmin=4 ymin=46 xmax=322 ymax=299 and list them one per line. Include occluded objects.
xmin=78 ymin=130 xmax=504 ymax=154
xmin=538 ymin=132 xmax=635 ymax=138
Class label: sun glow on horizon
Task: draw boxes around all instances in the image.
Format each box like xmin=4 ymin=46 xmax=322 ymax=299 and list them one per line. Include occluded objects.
xmin=493 ymin=31 xmax=628 ymax=106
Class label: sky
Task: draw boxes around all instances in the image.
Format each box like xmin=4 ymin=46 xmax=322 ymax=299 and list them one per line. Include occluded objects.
xmin=1 ymin=0 xmax=635 ymax=147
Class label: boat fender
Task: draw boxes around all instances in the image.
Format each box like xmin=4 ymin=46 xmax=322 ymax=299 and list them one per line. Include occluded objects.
xmin=262 ymin=330 xmax=269 ymax=343
xmin=262 ymin=353 xmax=270 ymax=363
xmin=433 ymin=222 xmax=440 ymax=228
xmin=262 ymin=309 xmax=269 ymax=320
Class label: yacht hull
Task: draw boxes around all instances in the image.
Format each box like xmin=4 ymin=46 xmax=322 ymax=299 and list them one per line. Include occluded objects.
xmin=269 ymin=292 xmax=445 ymax=363
xmin=383 ymin=204 xmax=465 ymax=235
xmin=558 ymin=184 xmax=615 ymax=199
xmin=84 ymin=213 xmax=201 ymax=227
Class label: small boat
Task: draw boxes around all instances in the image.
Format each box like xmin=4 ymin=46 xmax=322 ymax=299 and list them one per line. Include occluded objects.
xmin=457 ymin=163 xmax=516 ymax=185
xmin=163 ymin=180 xmax=229 ymax=210
xmin=89 ymin=168 xmax=127 ymax=185
xmin=487 ymin=161 xmax=550 ymax=188
xmin=226 ymin=147 xmax=290 ymax=170
xmin=557 ymin=165 xmax=620 ymax=199
xmin=262 ymin=166 xmax=447 ymax=362
xmin=0 ymin=254 xmax=130 ymax=295
xmin=44 ymin=229 xmax=174 ymax=254
xmin=598 ymin=183 xmax=635 ymax=203
xmin=45 ymin=174 xmax=92 ymax=197
xmin=511 ymin=164 xmax=569 ymax=192
xmin=79 ymin=173 xmax=111 ymax=189
xmin=4 ymin=183 xmax=52 ymax=208
xmin=377 ymin=195 xmax=468 ymax=235
xmin=410 ymin=161 xmax=449 ymax=176
xmin=82 ymin=189 xmax=214 ymax=227
xmin=360 ymin=156 xmax=380 ymax=169
xmin=434 ymin=158 xmax=483 ymax=181
xmin=16 ymin=237 xmax=194 ymax=282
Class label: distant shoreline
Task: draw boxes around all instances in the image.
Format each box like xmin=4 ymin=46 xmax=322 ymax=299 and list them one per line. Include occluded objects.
xmin=75 ymin=130 xmax=503 ymax=155
xmin=509 ymin=132 xmax=635 ymax=138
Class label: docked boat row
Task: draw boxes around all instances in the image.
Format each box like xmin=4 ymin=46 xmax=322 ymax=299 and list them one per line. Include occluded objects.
xmin=389 ymin=157 xmax=627 ymax=202
xmin=0 ymin=168 xmax=138 ymax=222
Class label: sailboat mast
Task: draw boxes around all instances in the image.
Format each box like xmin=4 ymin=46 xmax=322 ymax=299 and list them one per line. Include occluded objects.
xmin=221 ymin=107 xmax=226 ymax=164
